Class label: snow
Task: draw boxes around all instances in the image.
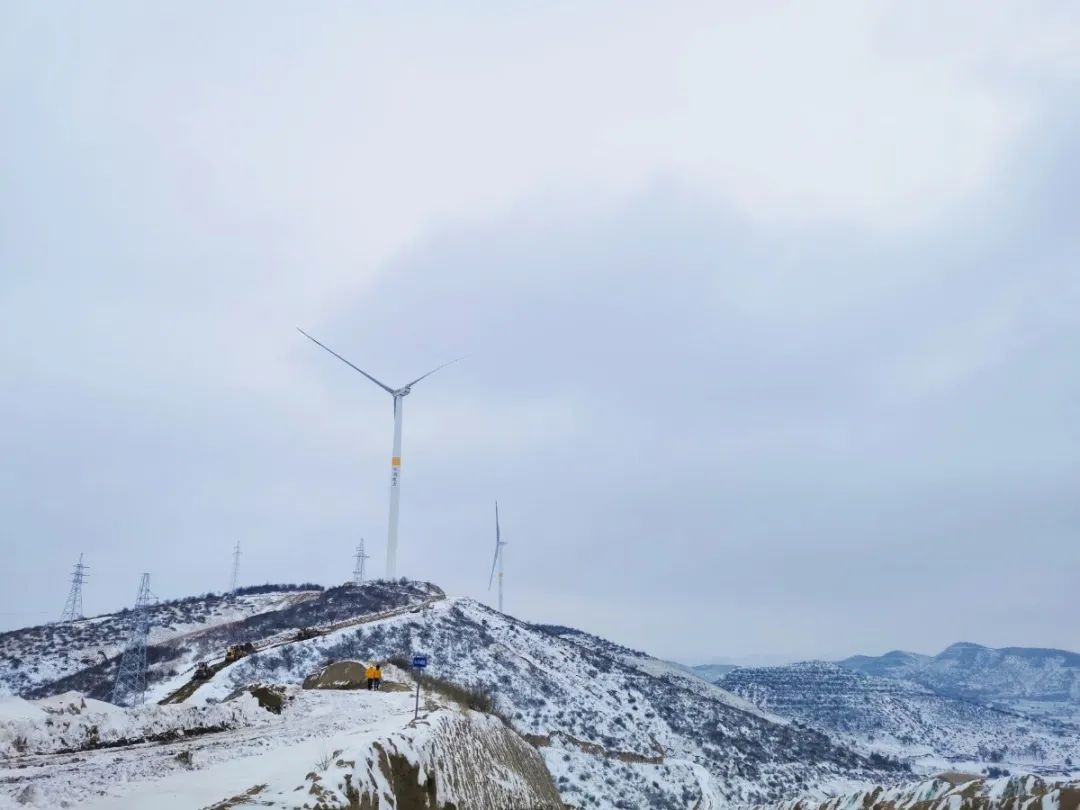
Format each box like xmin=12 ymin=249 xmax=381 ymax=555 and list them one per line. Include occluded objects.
xmin=140 ymin=596 xmax=902 ymax=808
xmin=0 ymin=697 xmax=44 ymax=723
xmin=9 ymin=581 xmax=1077 ymax=809
xmin=0 ymin=690 xmax=271 ymax=760
xmin=0 ymin=589 xmax=322 ymax=697
xmin=750 ymin=775 xmax=1080 ymax=810
xmin=1 ymin=687 xmax=560 ymax=809
xmin=722 ymin=661 xmax=1080 ymax=775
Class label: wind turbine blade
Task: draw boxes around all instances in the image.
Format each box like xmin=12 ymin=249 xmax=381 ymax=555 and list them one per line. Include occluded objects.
xmin=403 ymin=357 xmax=463 ymax=389
xmin=489 ymin=501 xmax=500 ymax=590
xmin=297 ymin=328 xmax=395 ymax=394
xmin=488 ymin=546 xmax=499 ymax=590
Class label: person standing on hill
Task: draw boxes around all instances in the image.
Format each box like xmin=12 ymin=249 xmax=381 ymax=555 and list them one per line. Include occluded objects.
xmin=373 ymin=663 xmax=383 ymax=691
xmin=365 ymin=663 xmax=376 ymax=690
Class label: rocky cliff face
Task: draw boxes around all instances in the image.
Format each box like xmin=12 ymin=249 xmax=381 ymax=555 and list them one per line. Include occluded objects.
xmin=255 ymin=708 xmax=564 ymax=810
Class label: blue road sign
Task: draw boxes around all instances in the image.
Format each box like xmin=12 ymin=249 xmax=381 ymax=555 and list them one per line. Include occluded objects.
xmin=412 ymin=654 xmax=428 ymax=669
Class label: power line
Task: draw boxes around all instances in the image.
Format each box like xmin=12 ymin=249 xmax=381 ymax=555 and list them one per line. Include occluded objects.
xmin=111 ymin=573 xmax=154 ymax=707
xmin=59 ymin=554 xmax=89 ymax=623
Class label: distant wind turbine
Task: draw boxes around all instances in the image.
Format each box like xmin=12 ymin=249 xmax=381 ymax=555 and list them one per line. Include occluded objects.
xmin=298 ymin=328 xmax=460 ymax=580
xmin=488 ymin=501 xmax=507 ymax=613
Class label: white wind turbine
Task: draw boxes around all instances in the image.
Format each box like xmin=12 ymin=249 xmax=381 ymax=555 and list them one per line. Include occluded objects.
xmin=298 ymin=328 xmax=459 ymax=580
xmin=488 ymin=501 xmax=507 ymax=613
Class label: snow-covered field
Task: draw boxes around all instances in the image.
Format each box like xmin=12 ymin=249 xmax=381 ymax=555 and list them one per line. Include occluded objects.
xmin=0 ymin=691 xmax=270 ymax=759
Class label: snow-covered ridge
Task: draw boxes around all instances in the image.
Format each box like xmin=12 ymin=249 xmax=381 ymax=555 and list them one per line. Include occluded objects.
xmin=0 ymin=587 xmax=320 ymax=696
xmin=748 ymin=774 xmax=1080 ymax=810
xmin=546 ymin=626 xmax=788 ymax=724
xmin=158 ymin=595 xmax=902 ymax=809
xmin=254 ymin=706 xmax=563 ymax=809
xmin=839 ymin=642 xmax=1080 ymax=705
xmin=3 ymin=580 xmax=441 ymax=703
xmin=721 ymin=661 xmax=1080 ymax=774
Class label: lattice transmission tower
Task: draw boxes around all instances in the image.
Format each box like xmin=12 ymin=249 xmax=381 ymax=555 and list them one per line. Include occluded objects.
xmin=59 ymin=554 xmax=89 ymax=622
xmin=352 ymin=539 xmax=370 ymax=586
xmin=230 ymin=541 xmax=241 ymax=593
xmin=111 ymin=573 xmax=154 ymax=707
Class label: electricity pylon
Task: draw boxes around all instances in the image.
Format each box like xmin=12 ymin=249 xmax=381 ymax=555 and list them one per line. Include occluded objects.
xmin=111 ymin=574 xmax=154 ymax=707
xmin=230 ymin=541 xmax=241 ymax=593
xmin=59 ymin=554 xmax=89 ymax=622
xmin=353 ymin=540 xmax=370 ymax=586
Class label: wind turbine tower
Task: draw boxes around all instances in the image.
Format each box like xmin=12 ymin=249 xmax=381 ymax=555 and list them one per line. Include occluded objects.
xmin=488 ymin=501 xmax=508 ymax=613
xmin=298 ymin=328 xmax=459 ymax=580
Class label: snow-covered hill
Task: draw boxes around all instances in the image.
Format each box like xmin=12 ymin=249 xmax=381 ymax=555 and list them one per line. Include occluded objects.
xmin=0 ymin=580 xmax=920 ymax=808
xmin=2 ymin=580 xmax=441 ymax=702
xmin=750 ymin=774 xmax=1080 ymax=810
xmin=0 ymin=680 xmax=561 ymax=808
xmin=150 ymin=595 xmax=902 ymax=809
xmin=720 ymin=661 xmax=1080 ymax=774
xmin=0 ymin=585 xmax=321 ymax=697
xmin=839 ymin=642 xmax=1080 ymax=706
xmin=693 ymin=663 xmax=739 ymax=682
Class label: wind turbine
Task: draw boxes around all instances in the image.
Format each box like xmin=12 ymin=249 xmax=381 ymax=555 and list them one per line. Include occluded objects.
xmin=298 ymin=328 xmax=459 ymax=580
xmin=488 ymin=501 xmax=507 ymax=613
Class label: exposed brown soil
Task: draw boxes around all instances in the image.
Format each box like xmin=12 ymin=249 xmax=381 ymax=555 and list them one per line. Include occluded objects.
xmin=303 ymin=661 xmax=369 ymax=690
xmin=221 ymin=683 xmax=289 ymax=714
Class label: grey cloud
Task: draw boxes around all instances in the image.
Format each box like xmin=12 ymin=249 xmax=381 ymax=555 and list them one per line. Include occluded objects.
xmin=2 ymin=7 xmax=1078 ymax=664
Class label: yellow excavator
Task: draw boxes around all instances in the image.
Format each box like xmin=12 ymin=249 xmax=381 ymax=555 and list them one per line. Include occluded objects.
xmin=225 ymin=642 xmax=256 ymax=663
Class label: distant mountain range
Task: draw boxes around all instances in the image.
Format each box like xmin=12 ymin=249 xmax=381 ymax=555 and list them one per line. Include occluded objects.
xmin=838 ymin=642 xmax=1080 ymax=706
xmin=720 ymin=661 xmax=1080 ymax=772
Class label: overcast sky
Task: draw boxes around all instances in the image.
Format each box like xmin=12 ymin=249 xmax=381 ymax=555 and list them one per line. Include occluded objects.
xmin=2 ymin=2 xmax=1079 ymax=663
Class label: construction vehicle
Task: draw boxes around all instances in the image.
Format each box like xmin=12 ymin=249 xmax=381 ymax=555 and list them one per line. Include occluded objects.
xmin=295 ymin=627 xmax=321 ymax=641
xmin=193 ymin=662 xmax=212 ymax=681
xmin=224 ymin=642 xmax=256 ymax=663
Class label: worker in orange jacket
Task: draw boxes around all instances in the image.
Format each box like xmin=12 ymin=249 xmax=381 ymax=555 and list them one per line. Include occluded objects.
xmin=373 ymin=663 xmax=383 ymax=691
xmin=365 ymin=664 xmax=377 ymax=691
